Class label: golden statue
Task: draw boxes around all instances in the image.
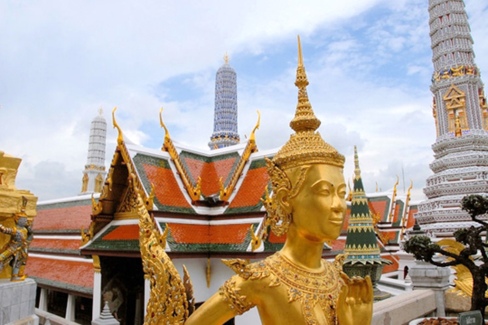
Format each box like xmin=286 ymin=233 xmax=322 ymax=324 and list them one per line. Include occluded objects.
xmin=0 ymin=196 xmax=33 ymax=281
xmin=185 ymin=36 xmax=373 ymax=324
xmin=138 ymin=36 xmax=373 ymax=325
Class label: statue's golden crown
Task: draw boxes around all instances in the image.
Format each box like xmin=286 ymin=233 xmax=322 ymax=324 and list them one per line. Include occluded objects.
xmin=271 ymin=36 xmax=344 ymax=171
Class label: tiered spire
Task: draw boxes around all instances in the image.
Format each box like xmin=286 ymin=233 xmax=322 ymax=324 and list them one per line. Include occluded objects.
xmin=415 ymin=0 xmax=488 ymax=235
xmin=81 ymin=109 xmax=107 ymax=194
xmin=344 ymin=146 xmax=383 ymax=265
xmin=208 ymin=55 xmax=240 ymax=149
xmin=343 ymin=146 xmax=391 ymax=300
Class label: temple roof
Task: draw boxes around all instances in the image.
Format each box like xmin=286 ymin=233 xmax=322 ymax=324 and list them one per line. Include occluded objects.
xmin=26 ymin=255 xmax=93 ymax=296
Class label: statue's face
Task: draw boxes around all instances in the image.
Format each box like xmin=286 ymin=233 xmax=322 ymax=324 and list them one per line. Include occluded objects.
xmin=289 ymin=164 xmax=346 ymax=242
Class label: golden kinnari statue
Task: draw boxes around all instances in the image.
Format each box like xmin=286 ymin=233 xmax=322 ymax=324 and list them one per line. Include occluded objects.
xmin=138 ymin=36 xmax=373 ymax=325
xmin=0 ymin=151 xmax=36 ymax=281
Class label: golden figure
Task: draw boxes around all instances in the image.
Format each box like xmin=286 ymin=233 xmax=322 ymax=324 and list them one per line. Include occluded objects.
xmin=185 ymin=36 xmax=373 ymax=325
xmin=0 ymin=196 xmax=33 ymax=281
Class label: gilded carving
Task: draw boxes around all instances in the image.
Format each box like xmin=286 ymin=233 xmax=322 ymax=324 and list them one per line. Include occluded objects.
xmin=444 ymin=84 xmax=468 ymax=133
xmin=0 ymin=152 xmax=36 ymax=281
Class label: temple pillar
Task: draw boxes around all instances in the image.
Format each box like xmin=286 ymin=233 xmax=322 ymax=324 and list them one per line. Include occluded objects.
xmin=92 ymin=256 xmax=102 ymax=321
xmin=38 ymin=288 xmax=48 ymax=311
xmin=66 ymin=294 xmax=76 ymax=321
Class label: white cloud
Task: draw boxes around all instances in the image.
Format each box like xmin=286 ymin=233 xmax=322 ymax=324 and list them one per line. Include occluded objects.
xmin=0 ymin=0 xmax=487 ymax=203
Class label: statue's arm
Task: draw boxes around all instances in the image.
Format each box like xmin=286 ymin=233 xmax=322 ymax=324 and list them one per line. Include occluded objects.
xmin=337 ymin=273 xmax=373 ymax=325
xmin=185 ymin=291 xmax=238 ymax=325
xmin=186 ymin=275 xmax=256 ymax=325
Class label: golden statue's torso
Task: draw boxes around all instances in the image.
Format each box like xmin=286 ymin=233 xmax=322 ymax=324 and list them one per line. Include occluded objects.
xmin=220 ymin=252 xmax=345 ymax=325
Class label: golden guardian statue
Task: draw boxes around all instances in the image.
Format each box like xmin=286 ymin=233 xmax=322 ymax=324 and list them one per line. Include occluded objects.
xmin=138 ymin=36 xmax=373 ymax=325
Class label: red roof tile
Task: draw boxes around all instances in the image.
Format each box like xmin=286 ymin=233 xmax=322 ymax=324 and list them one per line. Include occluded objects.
xmin=407 ymin=207 xmax=418 ymax=229
xmin=35 ymin=205 xmax=92 ymax=231
xmin=103 ymin=225 xmax=139 ymax=240
xmin=26 ymin=256 xmax=93 ymax=290
xmin=143 ymin=164 xmax=191 ymax=208
xmin=30 ymin=238 xmax=82 ymax=250
xmin=369 ymin=200 xmax=388 ymax=222
xmin=229 ymin=167 xmax=269 ymax=208
xmin=331 ymin=238 xmax=346 ymax=251
xmin=183 ymin=157 xmax=238 ymax=196
xmin=268 ymin=231 xmax=286 ymax=244
xmin=382 ymin=255 xmax=398 ymax=273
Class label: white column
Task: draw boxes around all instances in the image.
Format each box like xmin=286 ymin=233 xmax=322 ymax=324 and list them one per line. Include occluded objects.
xmin=66 ymin=294 xmax=76 ymax=321
xmin=92 ymin=268 xmax=102 ymax=321
xmin=38 ymin=288 xmax=48 ymax=311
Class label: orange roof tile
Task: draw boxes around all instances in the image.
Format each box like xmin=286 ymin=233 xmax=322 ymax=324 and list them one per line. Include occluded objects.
xmin=229 ymin=167 xmax=269 ymax=208
xmin=26 ymin=256 xmax=93 ymax=290
xmin=168 ymin=223 xmax=251 ymax=244
xmin=143 ymin=164 xmax=191 ymax=208
xmin=183 ymin=157 xmax=238 ymax=196
xmin=382 ymin=255 xmax=398 ymax=274
xmin=103 ymin=225 xmax=139 ymax=240
xmin=268 ymin=231 xmax=286 ymax=244
xmin=35 ymin=205 xmax=92 ymax=231
xmin=331 ymin=238 xmax=346 ymax=251
xmin=369 ymin=200 xmax=388 ymax=222
xmin=407 ymin=207 xmax=418 ymax=228
xmin=30 ymin=238 xmax=82 ymax=251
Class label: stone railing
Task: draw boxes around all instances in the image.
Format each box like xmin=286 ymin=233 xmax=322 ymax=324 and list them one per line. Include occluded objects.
xmin=373 ymin=290 xmax=437 ymax=325
xmin=35 ymin=309 xmax=79 ymax=325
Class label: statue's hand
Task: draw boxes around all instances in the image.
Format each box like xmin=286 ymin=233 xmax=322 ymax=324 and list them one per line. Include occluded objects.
xmin=337 ymin=274 xmax=373 ymax=325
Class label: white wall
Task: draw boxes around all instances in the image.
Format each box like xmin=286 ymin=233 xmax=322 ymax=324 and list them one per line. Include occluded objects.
xmin=172 ymin=257 xmax=261 ymax=324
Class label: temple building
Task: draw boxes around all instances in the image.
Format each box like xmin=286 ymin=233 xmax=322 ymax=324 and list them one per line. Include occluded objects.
xmin=415 ymin=0 xmax=488 ymax=236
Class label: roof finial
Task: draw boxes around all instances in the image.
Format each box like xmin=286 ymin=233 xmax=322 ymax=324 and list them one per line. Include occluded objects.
xmin=98 ymin=107 xmax=103 ymax=116
xmin=289 ymin=35 xmax=320 ymax=133
xmin=112 ymin=107 xmax=124 ymax=145
xmin=224 ymin=53 xmax=229 ymax=64
xmin=354 ymin=145 xmax=361 ymax=180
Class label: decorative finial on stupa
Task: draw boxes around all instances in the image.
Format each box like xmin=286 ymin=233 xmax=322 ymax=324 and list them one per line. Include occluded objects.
xmin=290 ymin=35 xmax=321 ymax=133
xmin=224 ymin=53 xmax=229 ymax=64
xmin=354 ymin=145 xmax=361 ymax=180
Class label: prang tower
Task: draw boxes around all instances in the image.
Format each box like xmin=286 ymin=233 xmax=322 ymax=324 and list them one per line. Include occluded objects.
xmin=208 ymin=55 xmax=240 ymax=149
xmin=80 ymin=109 xmax=107 ymax=194
xmin=416 ymin=0 xmax=488 ymax=235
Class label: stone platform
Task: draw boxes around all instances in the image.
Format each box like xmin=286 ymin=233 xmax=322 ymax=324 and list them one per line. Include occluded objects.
xmin=0 ymin=278 xmax=38 ymax=325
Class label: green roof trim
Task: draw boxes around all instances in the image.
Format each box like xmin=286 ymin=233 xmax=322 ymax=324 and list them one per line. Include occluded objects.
xmin=31 ymin=277 xmax=93 ymax=295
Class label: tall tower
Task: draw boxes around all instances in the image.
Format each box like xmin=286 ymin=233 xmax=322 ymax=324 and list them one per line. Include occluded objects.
xmin=415 ymin=0 xmax=488 ymax=235
xmin=80 ymin=109 xmax=107 ymax=194
xmin=208 ymin=54 xmax=240 ymax=149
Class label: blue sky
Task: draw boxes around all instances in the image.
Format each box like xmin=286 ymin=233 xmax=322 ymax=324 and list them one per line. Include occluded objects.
xmin=1 ymin=0 xmax=487 ymax=201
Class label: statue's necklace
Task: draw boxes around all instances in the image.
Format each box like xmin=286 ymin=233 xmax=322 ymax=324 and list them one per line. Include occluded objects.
xmin=265 ymin=253 xmax=343 ymax=325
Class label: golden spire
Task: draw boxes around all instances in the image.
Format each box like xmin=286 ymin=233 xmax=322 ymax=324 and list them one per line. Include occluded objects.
xmin=224 ymin=53 xmax=229 ymax=64
xmin=289 ymin=35 xmax=321 ymax=133
xmin=354 ymin=145 xmax=361 ymax=180
xmin=269 ymin=35 xmax=344 ymax=170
